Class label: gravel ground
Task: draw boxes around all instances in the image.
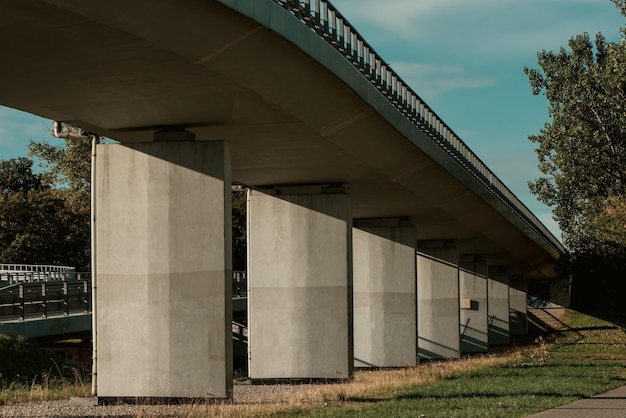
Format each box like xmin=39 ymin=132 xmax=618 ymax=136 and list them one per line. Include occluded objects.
xmin=0 ymin=382 xmax=329 ymax=417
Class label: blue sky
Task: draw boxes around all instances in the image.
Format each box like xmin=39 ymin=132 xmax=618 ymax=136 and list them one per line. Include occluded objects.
xmin=1 ymin=0 xmax=624 ymax=241
xmin=330 ymin=0 xmax=625 ymax=240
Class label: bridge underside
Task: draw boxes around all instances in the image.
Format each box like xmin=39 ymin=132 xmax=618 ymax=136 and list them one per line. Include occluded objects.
xmin=0 ymin=0 xmax=558 ymax=278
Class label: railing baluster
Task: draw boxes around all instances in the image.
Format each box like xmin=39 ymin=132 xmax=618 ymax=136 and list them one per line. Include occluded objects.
xmin=19 ymin=284 xmax=24 ymax=321
xmin=42 ymin=282 xmax=48 ymax=318
xmin=63 ymin=281 xmax=69 ymax=316
xmin=314 ymin=0 xmax=321 ymax=24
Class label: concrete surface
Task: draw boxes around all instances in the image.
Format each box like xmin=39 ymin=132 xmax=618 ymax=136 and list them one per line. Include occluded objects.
xmin=510 ymin=278 xmax=529 ymax=336
xmin=458 ymin=270 xmax=488 ymax=353
xmin=247 ymin=189 xmax=353 ymax=379
xmin=417 ymin=252 xmax=460 ymax=359
xmin=526 ymin=385 xmax=626 ymax=418
xmin=0 ymin=0 xmax=563 ymax=281
xmin=353 ymin=222 xmax=417 ymax=368
xmin=487 ymin=269 xmax=510 ymax=345
xmin=95 ymin=141 xmax=233 ymax=398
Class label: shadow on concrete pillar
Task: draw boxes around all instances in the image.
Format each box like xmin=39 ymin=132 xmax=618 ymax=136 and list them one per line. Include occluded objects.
xmin=95 ymin=141 xmax=232 ymax=399
xmin=247 ymin=188 xmax=353 ymax=380
xmin=510 ymin=278 xmax=528 ymax=336
xmin=458 ymin=269 xmax=488 ymax=353
xmin=353 ymin=219 xmax=417 ymax=368
xmin=487 ymin=268 xmax=510 ymax=345
xmin=416 ymin=247 xmax=460 ymax=360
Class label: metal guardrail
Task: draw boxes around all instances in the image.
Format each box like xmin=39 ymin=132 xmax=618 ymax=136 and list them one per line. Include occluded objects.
xmin=0 ymin=281 xmax=91 ymax=322
xmin=266 ymin=0 xmax=564 ymax=255
xmin=232 ymin=321 xmax=248 ymax=344
xmin=1 ymin=272 xmax=245 ymax=323
xmin=0 ymin=263 xmax=75 ymax=274
xmin=0 ymin=272 xmax=91 ymax=286
xmin=0 ymin=264 xmax=87 ymax=286
xmin=233 ymin=271 xmax=247 ymax=297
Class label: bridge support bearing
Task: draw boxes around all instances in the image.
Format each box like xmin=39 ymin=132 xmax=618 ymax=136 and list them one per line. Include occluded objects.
xmin=352 ymin=222 xmax=417 ymax=368
xmin=487 ymin=268 xmax=510 ymax=345
xmin=247 ymin=189 xmax=353 ymax=380
xmin=509 ymin=278 xmax=529 ymax=336
xmin=416 ymin=248 xmax=460 ymax=360
xmin=95 ymin=141 xmax=232 ymax=399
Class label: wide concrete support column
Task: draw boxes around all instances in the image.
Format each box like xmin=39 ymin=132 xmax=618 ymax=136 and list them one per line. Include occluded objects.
xmin=510 ymin=278 xmax=528 ymax=336
xmin=248 ymin=189 xmax=352 ymax=379
xmin=458 ymin=269 xmax=488 ymax=353
xmin=416 ymin=250 xmax=460 ymax=360
xmin=95 ymin=141 xmax=232 ymax=399
xmin=487 ymin=268 xmax=510 ymax=345
xmin=458 ymin=256 xmax=488 ymax=353
xmin=353 ymin=221 xmax=417 ymax=368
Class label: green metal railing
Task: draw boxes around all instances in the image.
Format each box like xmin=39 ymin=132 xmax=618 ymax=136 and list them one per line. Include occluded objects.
xmin=0 ymin=281 xmax=91 ymax=322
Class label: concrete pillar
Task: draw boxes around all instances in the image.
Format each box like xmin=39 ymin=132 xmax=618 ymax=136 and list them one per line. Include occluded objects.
xmin=487 ymin=268 xmax=510 ymax=345
xmin=247 ymin=189 xmax=352 ymax=379
xmin=458 ymin=256 xmax=488 ymax=353
xmin=95 ymin=141 xmax=232 ymax=399
xmin=458 ymin=270 xmax=488 ymax=353
xmin=416 ymin=249 xmax=460 ymax=360
xmin=510 ymin=278 xmax=528 ymax=336
xmin=353 ymin=220 xmax=417 ymax=368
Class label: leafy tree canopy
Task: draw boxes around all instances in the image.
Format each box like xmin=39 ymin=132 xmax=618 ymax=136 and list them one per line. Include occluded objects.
xmin=524 ymin=0 xmax=626 ymax=252
xmin=0 ymin=125 xmax=93 ymax=270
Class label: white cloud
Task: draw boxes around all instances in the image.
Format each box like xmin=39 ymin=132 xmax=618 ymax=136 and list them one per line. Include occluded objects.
xmin=332 ymin=0 xmax=624 ymax=57
xmin=390 ymin=62 xmax=497 ymax=99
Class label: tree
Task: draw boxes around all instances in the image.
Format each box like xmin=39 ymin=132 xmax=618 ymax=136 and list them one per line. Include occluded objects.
xmin=0 ymin=157 xmax=81 ymax=267
xmin=26 ymin=126 xmax=94 ymax=271
xmin=524 ymin=2 xmax=626 ymax=251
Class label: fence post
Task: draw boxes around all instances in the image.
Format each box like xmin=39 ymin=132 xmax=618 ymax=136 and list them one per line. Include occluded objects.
xmin=19 ymin=284 xmax=25 ymax=321
xmin=63 ymin=281 xmax=69 ymax=316
xmin=42 ymin=282 xmax=47 ymax=318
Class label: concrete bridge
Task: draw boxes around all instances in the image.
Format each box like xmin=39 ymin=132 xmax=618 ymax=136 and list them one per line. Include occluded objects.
xmin=0 ymin=0 xmax=564 ymax=400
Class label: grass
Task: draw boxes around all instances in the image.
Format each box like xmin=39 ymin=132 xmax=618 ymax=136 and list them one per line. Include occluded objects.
xmin=0 ymin=335 xmax=91 ymax=405
xmin=0 ymin=307 xmax=624 ymax=417
xmin=276 ymin=308 xmax=626 ymax=417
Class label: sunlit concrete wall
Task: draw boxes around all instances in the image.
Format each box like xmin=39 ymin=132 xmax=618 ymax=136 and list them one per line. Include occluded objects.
xmin=459 ymin=270 xmax=488 ymax=353
xmin=510 ymin=278 xmax=528 ymax=336
xmin=488 ymin=269 xmax=510 ymax=345
xmin=95 ymin=141 xmax=232 ymax=398
xmin=416 ymin=252 xmax=460 ymax=359
xmin=247 ymin=190 xmax=353 ymax=379
xmin=353 ymin=223 xmax=417 ymax=368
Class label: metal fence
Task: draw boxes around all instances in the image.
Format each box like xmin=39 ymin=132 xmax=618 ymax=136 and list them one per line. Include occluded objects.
xmin=0 ymin=281 xmax=91 ymax=322
xmin=0 ymin=264 xmax=87 ymax=286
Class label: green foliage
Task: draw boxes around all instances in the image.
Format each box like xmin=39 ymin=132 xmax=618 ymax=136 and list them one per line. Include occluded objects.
xmin=0 ymin=125 xmax=93 ymax=270
xmin=232 ymin=189 xmax=247 ymax=272
xmin=0 ymin=158 xmax=45 ymax=194
xmin=0 ymin=334 xmax=91 ymax=404
xmin=28 ymin=127 xmax=91 ymax=209
xmin=0 ymin=335 xmax=60 ymax=381
xmin=0 ymin=157 xmax=87 ymax=268
xmin=524 ymin=3 xmax=626 ymax=252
